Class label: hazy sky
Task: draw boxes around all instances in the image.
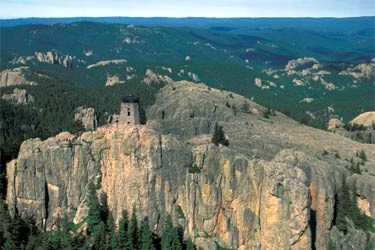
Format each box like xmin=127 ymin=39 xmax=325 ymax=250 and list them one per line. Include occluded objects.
xmin=0 ymin=0 xmax=374 ymax=18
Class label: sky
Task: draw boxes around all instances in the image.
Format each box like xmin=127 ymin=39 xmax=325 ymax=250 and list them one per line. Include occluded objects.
xmin=0 ymin=0 xmax=374 ymax=18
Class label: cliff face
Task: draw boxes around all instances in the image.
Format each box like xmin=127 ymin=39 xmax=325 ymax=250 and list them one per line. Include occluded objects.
xmin=73 ymin=106 xmax=98 ymax=130
xmin=6 ymin=81 xmax=375 ymax=249
xmin=0 ymin=67 xmax=34 ymax=88
xmin=2 ymin=88 xmax=35 ymax=105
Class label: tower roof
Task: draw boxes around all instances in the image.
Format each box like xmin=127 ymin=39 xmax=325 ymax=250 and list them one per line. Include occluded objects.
xmin=122 ymin=95 xmax=139 ymax=103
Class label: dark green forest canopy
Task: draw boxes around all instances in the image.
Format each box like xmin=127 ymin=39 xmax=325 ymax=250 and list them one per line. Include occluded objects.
xmin=0 ymin=76 xmax=158 ymax=162
xmin=0 ymin=19 xmax=374 ymax=174
xmin=1 ymin=21 xmax=373 ymax=125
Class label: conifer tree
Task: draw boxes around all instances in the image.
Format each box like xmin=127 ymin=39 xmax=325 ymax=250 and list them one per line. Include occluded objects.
xmin=48 ymin=216 xmax=62 ymax=249
xmin=105 ymin=212 xmax=116 ymax=249
xmin=185 ymin=239 xmax=195 ymax=250
xmin=117 ymin=210 xmax=132 ymax=250
xmin=335 ymin=180 xmax=375 ymax=234
xmin=3 ymin=215 xmax=27 ymax=250
xmin=334 ymin=180 xmax=350 ymax=233
xmin=86 ymin=181 xmax=106 ymax=249
xmin=0 ymin=199 xmax=11 ymax=249
xmin=161 ymin=215 xmax=182 ymax=250
xmin=60 ymin=214 xmax=74 ymax=250
xmin=211 ymin=122 xmax=229 ymax=146
xmin=87 ymin=182 xmax=101 ymax=235
xmin=128 ymin=206 xmax=139 ymax=250
xmin=140 ymin=218 xmax=155 ymax=250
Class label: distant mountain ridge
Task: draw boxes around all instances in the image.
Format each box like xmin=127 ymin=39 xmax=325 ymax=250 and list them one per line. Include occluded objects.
xmin=1 ymin=16 xmax=373 ymax=32
xmin=1 ymin=20 xmax=373 ymax=117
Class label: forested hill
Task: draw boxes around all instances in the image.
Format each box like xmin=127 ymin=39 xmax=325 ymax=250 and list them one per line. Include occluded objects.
xmin=0 ymin=17 xmax=374 ymax=250
xmin=0 ymin=18 xmax=374 ymax=171
xmin=1 ymin=16 xmax=373 ymax=32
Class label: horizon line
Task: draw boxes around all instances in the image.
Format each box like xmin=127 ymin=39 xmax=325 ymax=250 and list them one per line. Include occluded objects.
xmin=1 ymin=15 xmax=374 ymax=20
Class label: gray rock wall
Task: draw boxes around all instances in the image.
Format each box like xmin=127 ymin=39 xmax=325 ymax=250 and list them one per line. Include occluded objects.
xmin=6 ymin=81 xmax=375 ymax=249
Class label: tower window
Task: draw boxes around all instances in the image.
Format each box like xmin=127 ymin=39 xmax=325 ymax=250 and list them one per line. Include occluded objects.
xmin=127 ymin=108 xmax=131 ymax=116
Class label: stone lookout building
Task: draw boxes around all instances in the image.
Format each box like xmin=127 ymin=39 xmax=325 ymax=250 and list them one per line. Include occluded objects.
xmin=119 ymin=95 xmax=140 ymax=125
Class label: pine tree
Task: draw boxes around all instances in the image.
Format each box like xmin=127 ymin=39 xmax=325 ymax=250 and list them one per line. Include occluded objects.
xmin=48 ymin=216 xmax=62 ymax=249
xmin=140 ymin=218 xmax=155 ymax=250
xmin=241 ymin=100 xmax=250 ymax=113
xmin=128 ymin=206 xmax=139 ymax=250
xmin=185 ymin=239 xmax=195 ymax=250
xmin=161 ymin=215 xmax=182 ymax=250
xmin=334 ymin=180 xmax=350 ymax=233
xmin=105 ymin=212 xmax=116 ymax=250
xmin=211 ymin=123 xmax=229 ymax=146
xmin=117 ymin=210 xmax=132 ymax=250
xmin=24 ymin=232 xmax=41 ymax=250
xmin=60 ymin=214 xmax=74 ymax=250
xmin=86 ymin=181 xmax=106 ymax=249
xmin=3 ymin=215 xmax=28 ymax=250
xmin=87 ymin=182 xmax=101 ymax=235
xmin=0 ymin=199 xmax=12 ymax=249
xmin=358 ymin=150 xmax=367 ymax=162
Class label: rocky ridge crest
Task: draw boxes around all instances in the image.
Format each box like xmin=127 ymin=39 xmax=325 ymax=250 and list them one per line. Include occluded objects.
xmin=6 ymin=81 xmax=375 ymax=249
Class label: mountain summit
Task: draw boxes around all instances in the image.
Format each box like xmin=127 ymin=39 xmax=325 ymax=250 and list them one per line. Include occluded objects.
xmin=6 ymin=81 xmax=375 ymax=249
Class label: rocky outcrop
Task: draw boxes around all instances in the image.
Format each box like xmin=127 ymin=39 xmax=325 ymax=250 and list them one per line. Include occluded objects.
xmin=327 ymin=113 xmax=375 ymax=144
xmin=83 ymin=50 xmax=93 ymax=56
xmin=86 ymin=59 xmax=127 ymax=69
xmin=6 ymin=81 xmax=375 ymax=249
xmin=105 ymin=75 xmax=125 ymax=87
xmin=263 ymin=57 xmax=341 ymax=91
xmin=327 ymin=118 xmax=344 ymax=132
xmin=2 ymin=88 xmax=34 ymax=105
xmin=187 ymin=72 xmax=200 ymax=82
xmin=0 ymin=67 xmax=35 ymax=88
xmin=9 ymin=51 xmax=75 ymax=68
xmin=254 ymin=78 xmax=277 ymax=90
xmin=73 ymin=107 xmax=98 ymax=130
xmin=142 ymin=69 xmax=173 ymax=86
xmin=351 ymin=111 xmax=375 ymax=127
xmin=285 ymin=57 xmax=320 ymax=71
xmin=339 ymin=58 xmax=375 ymax=79
xmin=35 ymin=51 xmax=74 ymax=68
xmin=10 ymin=56 xmax=34 ymax=65
xmin=300 ymin=98 xmax=314 ymax=103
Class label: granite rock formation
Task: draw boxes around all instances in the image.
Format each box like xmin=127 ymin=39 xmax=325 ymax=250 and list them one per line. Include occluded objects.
xmin=351 ymin=112 xmax=375 ymax=127
xmin=6 ymin=81 xmax=375 ymax=249
xmin=73 ymin=106 xmax=98 ymax=130
xmin=142 ymin=69 xmax=173 ymax=86
xmin=328 ymin=113 xmax=375 ymax=144
xmin=1 ymin=88 xmax=35 ymax=105
xmin=35 ymin=51 xmax=74 ymax=68
xmin=0 ymin=67 xmax=35 ymax=88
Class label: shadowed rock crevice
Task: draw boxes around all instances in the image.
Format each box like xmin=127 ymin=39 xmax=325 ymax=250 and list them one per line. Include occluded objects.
xmin=309 ymin=209 xmax=317 ymax=250
xmin=44 ymin=181 xmax=49 ymax=230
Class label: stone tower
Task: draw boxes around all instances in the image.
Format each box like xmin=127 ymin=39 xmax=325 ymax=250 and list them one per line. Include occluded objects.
xmin=119 ymin=96 xmax=140 ymax=125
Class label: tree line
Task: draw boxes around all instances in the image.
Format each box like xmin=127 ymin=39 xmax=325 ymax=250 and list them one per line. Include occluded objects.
xmin=0 ymin=181 xmax=196 ymax=250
